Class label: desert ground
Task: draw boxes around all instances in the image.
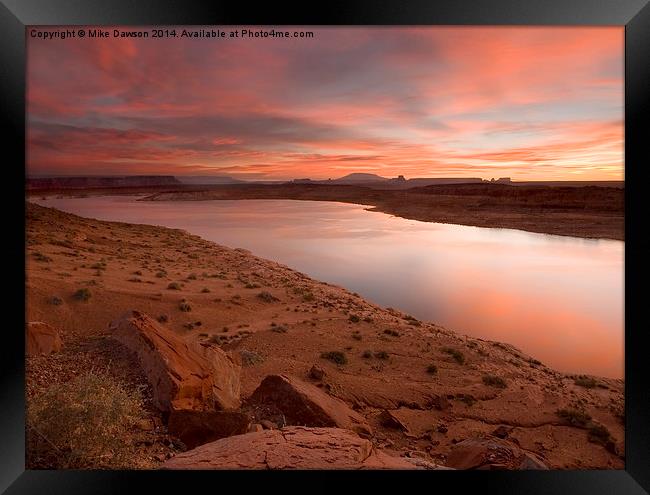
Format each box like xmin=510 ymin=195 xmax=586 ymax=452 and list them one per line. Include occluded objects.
xmin=25 ymin=201 xmax=624 ymax=470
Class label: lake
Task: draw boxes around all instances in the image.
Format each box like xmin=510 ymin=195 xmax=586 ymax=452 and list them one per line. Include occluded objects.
xmin=32 ymin=195 xmax=624 ymax=378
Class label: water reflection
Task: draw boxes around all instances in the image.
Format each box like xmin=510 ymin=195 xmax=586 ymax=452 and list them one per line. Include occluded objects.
xmin=32 ymin=196 xmax=624 ymax=378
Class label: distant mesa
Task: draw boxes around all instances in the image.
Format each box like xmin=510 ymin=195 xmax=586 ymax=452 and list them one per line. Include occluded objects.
xmin=289 ymin=173 xmax=484 ymax=188
xmin=27 ymin=175 xmax=182 ymax=190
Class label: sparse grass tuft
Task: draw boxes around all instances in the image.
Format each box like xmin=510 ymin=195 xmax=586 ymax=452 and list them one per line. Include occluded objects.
xmin=48 ymin=296 xmax=63 ymax=306
xmin=179 ymin=301 xmax=192 ymax=312
xmin=320 ymin=351 xmax=347 ymax=365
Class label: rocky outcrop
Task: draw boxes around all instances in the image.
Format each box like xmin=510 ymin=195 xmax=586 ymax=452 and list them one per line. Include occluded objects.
xmin=163 ymin=427 xmax=432 ymax=470
xmin=167 ymin=410 xmax=251 ymax=450
xmin=248 ymin=374 xmax=372 ymax=438
xmin=110 ymin=310 xmax=241 ymax=412
xmin=446 ymin=437 xmax=549 ymax=470
xmin=26 ymin=322 xmax=62 ymax=356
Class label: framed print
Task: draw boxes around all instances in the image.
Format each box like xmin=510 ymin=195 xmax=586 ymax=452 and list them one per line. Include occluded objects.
xmin=1 ymin=0 xmax=649 ymax=493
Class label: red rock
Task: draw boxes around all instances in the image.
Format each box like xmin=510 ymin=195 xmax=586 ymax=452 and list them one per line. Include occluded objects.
xmin=309 ymin=364 xmax=326 ymax=380
xmin=110 ymin=310 xmax=241 ymax=412
xmin=249 ymin=374 xmax=372 ymax=438
xmin=162 ymin=427 xmax=422 ymax=470
xmin=446 ymin=437 xmax=548 ymax=470
xmin=168 ymin=409 xmax=251 ymax=450
xmin=378 ymin=410 xmax=409 ymax=432
xmin=26 ymin=322 xmax=62 ymax=356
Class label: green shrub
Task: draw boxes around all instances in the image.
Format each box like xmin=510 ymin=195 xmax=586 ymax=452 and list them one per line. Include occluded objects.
xmin=556 ymin=408 xmax=591 ymax=427
xmin=257 ymin=291 xmax=278 ymax=303
xmin=48 ymin=296 xmax=63 ymax=306
xmin=574 ymin=376 xmax=598 ymax=388
xmin=320 ymin=351 xmax=347 ymax=365
xmin=441 ymin=347 xmax=465 ymax=364
xmin=26 ymin=369 xmax=144 ymax=469
xmin=587 ymin=423 xmax=612 ymax=445
xmin=73 ymin=288 xmax=91 ymax=301
xmin=482 ymin=374 xmax=507 ymax=388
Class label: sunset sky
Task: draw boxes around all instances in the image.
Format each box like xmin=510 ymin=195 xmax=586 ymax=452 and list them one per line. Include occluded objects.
xmin=27 ymin=27 xmax=624 ymax=181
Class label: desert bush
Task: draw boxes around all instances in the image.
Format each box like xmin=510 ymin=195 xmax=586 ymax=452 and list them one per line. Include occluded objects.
xmin=556 ymin=408 xmax=591 ymax=427
xmin=482 ymin=374 xmax=507 ymax=388
xmin=441 ymin=347 xmax=465 ymax=364
xmin=348 ymin=314 xmax=360 ymax=323
xmin=245 ymin=282 xmax=261 ymax=289
xmin=302 ymin=292 xmax=315 ymax=302
xmin=240 ymin=350 xmax=264 ymax=366
xmin=73 ymin=288 xmax=91 ymax=301
xmin=167 ymin=282 xmax=181 ymax=290
xmin=271 ymin=325 xmax=288 ymax=333
xmin=426 ymin=364 xmax=438 ymax=375
xmin=257 ymin=291 xmax=278 ymax=303
xmin=187 ymin=273 xmax=197 ymax=280
xmin=574 ymin=376 xmax=598 ymax=388
xmin=155 ymin=271 xmax=167 ymax=278
xmin=362 ymin=350 xmax=373 ymax=359
xmin=26 ymin=369 xmax=144 ymax=469
xmin=201 ymin=287 xmax=211 ymax=293
xmin=374 ymin=351 xmax=389 ymax=360
xmin=48 ymin=296 xmax=63 ymax=306
xmin=587 ymin=423 xmax=612 ymax=445
xmin=320 ymin=351 xmax=347 ymax=365
xmin=384 ymin=329 xmax=400 ymax=337
xmin=32 ymin=252 xmax=52 ymax=262
xmin=157 ymin=314 xmax=169 ymax=323
xmin=179 ymin=301 xmax=192 ymax=312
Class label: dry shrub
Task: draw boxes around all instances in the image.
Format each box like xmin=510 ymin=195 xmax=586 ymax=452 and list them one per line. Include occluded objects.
xmin=27 ymin=368 xmax=145 ymax=469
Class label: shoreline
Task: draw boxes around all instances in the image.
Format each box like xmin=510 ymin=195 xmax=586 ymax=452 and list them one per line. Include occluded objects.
xmin=27 ymin=182 xmax=624 ymax=241
xmin=25 ymin=202 xmax=625 ymax=469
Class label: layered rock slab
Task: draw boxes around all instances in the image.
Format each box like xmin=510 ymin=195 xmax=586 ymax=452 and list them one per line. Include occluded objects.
xmin=110 ymin=310 xmax=241 ymax=412
xmin=163 ymin=426 xmax=424 ymax=470
xmin=248 ymin=374 xmax=372 ymax=438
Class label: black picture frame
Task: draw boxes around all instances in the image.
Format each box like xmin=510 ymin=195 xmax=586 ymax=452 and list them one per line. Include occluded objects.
xmin=2 ymin=1 xmax=649 ymax=493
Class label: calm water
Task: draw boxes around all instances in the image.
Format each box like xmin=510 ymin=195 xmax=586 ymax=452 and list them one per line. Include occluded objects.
xmin=32 ymin=196 xmax=624 ymax=378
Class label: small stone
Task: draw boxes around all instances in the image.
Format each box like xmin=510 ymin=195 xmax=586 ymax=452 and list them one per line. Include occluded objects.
xmin=309 ymin=364 xmax=326 ymax=381
xmin=248 ymin=423 xmax=264 ymax=433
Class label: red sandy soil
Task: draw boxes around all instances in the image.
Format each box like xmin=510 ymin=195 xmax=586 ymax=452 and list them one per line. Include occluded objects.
xmin=25 ymin=202 xmax=625 ymax=469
